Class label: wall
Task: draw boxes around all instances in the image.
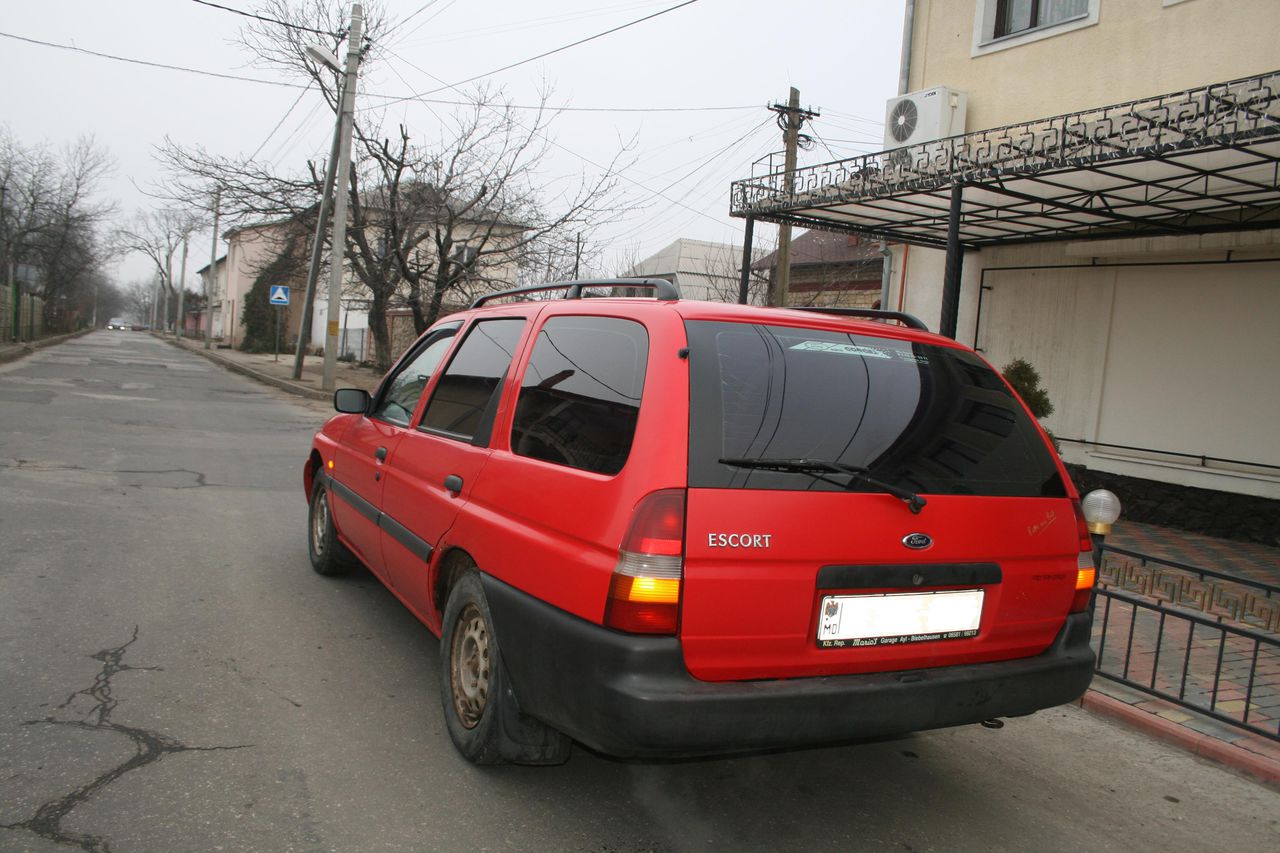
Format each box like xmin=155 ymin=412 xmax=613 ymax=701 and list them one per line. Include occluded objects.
xmin=909 ymin=0 xmax=1277 ymax=133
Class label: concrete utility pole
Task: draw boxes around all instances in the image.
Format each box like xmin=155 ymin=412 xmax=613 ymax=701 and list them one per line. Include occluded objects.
xmin=322 ymin=3 xmax=363 ymax=393
xmin=163 ymin=248 xmax=174 ymax=333
xmin=767 ymin=87 xmax=819 ymax=307
xmin=207 ymin=191 xmax=219 ymax=349
xmin=292 ymin=122 xmax=342 ymax=379
xmin=176 ymin=235 xmax=189 ymax=339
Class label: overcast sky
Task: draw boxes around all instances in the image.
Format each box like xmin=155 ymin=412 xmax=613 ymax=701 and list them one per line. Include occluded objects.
xmin=1 ymin=0 xmax=905 ymax=287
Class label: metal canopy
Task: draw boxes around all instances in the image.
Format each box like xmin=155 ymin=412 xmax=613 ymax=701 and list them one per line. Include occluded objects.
xmin=730 ymin=71 xmax=1280 ymax=250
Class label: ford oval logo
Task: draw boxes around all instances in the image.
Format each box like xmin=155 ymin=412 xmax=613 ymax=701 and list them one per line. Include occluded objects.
xmin=902 ymin=533 xmax=932 ymax=550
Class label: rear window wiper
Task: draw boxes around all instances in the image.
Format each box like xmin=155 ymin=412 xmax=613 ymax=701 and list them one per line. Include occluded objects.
xmin=718 ymin=457 xmax=927 ymax=514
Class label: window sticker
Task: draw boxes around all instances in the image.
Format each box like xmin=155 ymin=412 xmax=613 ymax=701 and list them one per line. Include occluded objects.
xmin=892 ymin=351 xmax=930 ymax=365
xmin=789 ymin=341 xmax=891 ymax=359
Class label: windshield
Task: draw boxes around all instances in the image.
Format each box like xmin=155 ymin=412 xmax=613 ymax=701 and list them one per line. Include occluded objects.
xmin=686 ymin=320 xmax=1066 ymax=498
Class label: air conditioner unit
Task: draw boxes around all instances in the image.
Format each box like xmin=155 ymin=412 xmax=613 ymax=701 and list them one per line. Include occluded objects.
xmin=883 ymin=86 xmax=968 ymax=150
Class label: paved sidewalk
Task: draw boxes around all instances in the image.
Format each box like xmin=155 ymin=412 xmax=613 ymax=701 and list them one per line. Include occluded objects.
xmin=158 ymin=332 xmax=383 ymax=400
xmin=160 ymin=331 xmax=1280 ymax=786
xmin=1087 ymin=521 xmax=1280 ymax=786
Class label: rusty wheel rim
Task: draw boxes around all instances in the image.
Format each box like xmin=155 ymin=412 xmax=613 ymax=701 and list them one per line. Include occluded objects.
xmin=450 ymin=603 xmax=490 ymax=729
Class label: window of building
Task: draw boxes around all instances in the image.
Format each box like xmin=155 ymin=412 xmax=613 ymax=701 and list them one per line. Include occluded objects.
xmin=420 ymin=318 xmax=526 ymax=444
xmin=973 ymin=0 xmax=1098 ymax=56
xmin=510 ymin=317 xmax=649 ymax=475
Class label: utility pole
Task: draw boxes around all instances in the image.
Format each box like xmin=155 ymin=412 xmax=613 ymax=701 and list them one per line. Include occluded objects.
xmin=206 ymin=190 xmax=219 ymax=349
xmin=322 ymin=3 xmax=363 ymax=393
xmin=767 ymin=87 xmax=819 ymax=307
xmin=573 ymin=233 xmax=582 ymax=278
xmin=293 ymin=104 xmax=343 ymax=378
xmin=162 ymin=248 xmax=174 ymax=334
xmin=176 ymin=235 xmax=189 ymax=339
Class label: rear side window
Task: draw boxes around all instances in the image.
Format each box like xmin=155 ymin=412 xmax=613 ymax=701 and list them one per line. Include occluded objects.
xmin=511 ymin=316 xmax=648 ymax=475
xmin=421 ymin=318 xmax=525 ymax=445
xmin=686 ymin=321 xmax=1066 ymax=497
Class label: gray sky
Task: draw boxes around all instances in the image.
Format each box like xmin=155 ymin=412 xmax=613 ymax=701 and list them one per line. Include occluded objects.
xmin=1 ymin=0 xmax=905 ymax=287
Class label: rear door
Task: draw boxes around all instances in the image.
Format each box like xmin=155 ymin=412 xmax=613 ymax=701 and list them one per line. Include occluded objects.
xmin=681 ymin=320 xmax=1078 ymax=682
xmin=378 ymin=316 xmax=529 ymax=625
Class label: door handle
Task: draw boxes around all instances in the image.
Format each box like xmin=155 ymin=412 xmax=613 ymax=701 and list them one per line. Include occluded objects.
xmin=443 ymin=474 xmax=464 ymax=495
xmin=375 ymin=446 xmax=388 ymax=462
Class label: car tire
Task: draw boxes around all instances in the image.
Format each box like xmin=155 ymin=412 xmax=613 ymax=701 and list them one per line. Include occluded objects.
xmin=308 ymin=477 xmax=354 ymax=576
xmin=439 ymin=572 xmax=572 ymax=766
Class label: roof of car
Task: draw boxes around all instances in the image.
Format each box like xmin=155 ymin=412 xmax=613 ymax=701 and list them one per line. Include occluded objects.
xmin=462 ymin=279 xmax=959 ymax=349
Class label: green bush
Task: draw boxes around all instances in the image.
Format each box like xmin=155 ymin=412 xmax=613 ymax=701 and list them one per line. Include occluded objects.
xmin=1002 ymin=358 xmax=1054 ymax=419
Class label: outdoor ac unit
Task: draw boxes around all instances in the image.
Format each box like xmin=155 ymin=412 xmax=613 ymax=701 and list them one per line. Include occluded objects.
xmin=883 ymin=86 xmax=968 ymax=149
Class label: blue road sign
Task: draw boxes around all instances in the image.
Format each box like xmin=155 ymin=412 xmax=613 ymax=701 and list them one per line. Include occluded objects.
xmin=269 ymin=285 xmax=290 ymax=306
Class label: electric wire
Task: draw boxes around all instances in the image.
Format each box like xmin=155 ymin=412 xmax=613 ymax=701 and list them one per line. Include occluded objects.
xmin=247 ymin=82 xmax=314 ymax=162
xmin=382 ymin=0 xmax=702 ymax=104
xmin=188 ymin=0 xmax=341 ymax=38
xmin=387 ymin=0 xmax=674 ymax=51
xmin=0 ymin=29 xmax=307 ymax=88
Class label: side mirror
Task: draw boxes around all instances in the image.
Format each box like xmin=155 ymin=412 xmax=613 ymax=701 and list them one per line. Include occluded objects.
xmin=333 ymin=388 xmax=371 ymax=414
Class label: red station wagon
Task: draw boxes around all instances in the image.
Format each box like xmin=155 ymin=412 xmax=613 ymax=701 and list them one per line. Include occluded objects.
xmin=304 ymin=280 xmax=1098 ymax=765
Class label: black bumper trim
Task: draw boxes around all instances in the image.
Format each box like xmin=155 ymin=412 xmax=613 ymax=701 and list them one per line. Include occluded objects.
xmin=324 ymin=473 xmax=433 ymax=563
xmin=481 ymin=574 xmax=1096 ymax=759
xmin=818 ymin=562 xmax=1001 ymax=590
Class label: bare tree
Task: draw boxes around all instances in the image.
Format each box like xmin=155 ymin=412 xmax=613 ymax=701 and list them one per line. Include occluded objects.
xmin=0 ymin=128 xmax=115 ymax=333
xmin=117 ymin=208 xmax=202 ymax=332
xmin=154 ymin=2 xmax=627 ymax=369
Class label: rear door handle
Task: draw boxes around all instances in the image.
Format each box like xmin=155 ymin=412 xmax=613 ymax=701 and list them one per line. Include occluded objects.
xmin=375 ymin=446 xmax=388 ymax=462
xmin=443 ymin=474 xmax=463 ymax=495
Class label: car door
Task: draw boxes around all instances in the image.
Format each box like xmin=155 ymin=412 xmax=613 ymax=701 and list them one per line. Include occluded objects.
xmin=379 ymin=316 xmax=529 ymax=625
xmin=328 ymin=323 xmax=461 ymax=581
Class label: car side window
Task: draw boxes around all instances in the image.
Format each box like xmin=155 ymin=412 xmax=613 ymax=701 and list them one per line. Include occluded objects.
xmin=370 ymin=322 xmax=462 ymax=426
xmin=511 ymin=316 xmax=649 ymax=475
xmin=420 ymin=318 xmax=526 ymax=445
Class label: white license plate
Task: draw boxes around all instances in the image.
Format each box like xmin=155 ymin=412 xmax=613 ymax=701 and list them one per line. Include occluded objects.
xmin=817 ymin=589 xmax=984 ymax=649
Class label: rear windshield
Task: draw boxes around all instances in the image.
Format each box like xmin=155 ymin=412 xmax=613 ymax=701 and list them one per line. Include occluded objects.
xmin=686 ymin=321 xmax=1066 ymax=497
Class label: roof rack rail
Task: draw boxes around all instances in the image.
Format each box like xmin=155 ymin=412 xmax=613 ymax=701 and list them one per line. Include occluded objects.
xmin=470 ymin=278 xmax=681 ymax=309
xmin=788 ymin=306 xmax=930 ymax=332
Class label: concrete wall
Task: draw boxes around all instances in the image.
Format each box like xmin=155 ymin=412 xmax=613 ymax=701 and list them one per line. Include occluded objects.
xmin=909 ymin=0 xmax=1277 ymax=132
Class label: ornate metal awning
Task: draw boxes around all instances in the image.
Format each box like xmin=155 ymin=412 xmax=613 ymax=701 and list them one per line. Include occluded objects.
xmin=730 ymin=71 xmax=1280 ymax=250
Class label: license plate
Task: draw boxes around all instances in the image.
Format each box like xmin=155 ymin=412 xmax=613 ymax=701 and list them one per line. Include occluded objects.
xmin=817 ymin=589 xmax=983 ymax=649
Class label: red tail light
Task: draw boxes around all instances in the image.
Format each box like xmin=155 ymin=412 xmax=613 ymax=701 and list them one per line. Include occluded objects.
xmin=1070 ymin=499 xmax=1096 ymax=613
xmin=604 ymin=489 xmax=685 ymax=634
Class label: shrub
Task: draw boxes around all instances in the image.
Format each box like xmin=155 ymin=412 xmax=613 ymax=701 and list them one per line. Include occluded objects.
xmin=1002 ymin=357 xmax=1054 ymax=419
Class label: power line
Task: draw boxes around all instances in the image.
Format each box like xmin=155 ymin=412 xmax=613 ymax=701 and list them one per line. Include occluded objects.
xmin=188 ymin=0 xmax=341 ymax=38
xmin=383 ymin=0 xmax=702 ymax=104
xmin=381 ymin=48 xmax=728 ymax=229
xmin=0 ymin=28 xmax=754 ymax=115
xmin=0 ymin=29 xmax=307 ymax=88
xmin=248 ymin=82 xmax=315 ymax=162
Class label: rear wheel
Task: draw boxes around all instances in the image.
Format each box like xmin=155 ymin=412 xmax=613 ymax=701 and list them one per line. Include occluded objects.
xmin=439 ymin=571 xmax=570 ymax=766
xmin=308 ymin=477 xmax=354 ymax=576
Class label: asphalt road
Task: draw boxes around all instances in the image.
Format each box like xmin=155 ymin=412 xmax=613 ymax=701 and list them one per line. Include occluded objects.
xmin=1 ymin=332 xmax=1276 ymax=853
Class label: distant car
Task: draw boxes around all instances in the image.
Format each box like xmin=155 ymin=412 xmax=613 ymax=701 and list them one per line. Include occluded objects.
xmin=131 ymin=324 xmax=146 ymax=332
xmin=105 ymin=318 xmax=127 ymax=330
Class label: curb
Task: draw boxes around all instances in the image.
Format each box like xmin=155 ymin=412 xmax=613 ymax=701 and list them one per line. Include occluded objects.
xmin=157 ymin=335 xmax=331 ymax=402
xmin=1078 ymin=689 xmax=1279 ymax=788
xmin=0 ymin=328 xmax=95 ymax=364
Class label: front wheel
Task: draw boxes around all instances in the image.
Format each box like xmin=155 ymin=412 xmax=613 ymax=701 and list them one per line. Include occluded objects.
xmin=308 ymin=477 xmax=355 ymax=576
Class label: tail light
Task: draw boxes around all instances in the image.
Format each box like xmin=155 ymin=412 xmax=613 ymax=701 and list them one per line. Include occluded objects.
xmin=604 ymin=489 xmax=685 ymax=634
xmin=1070 ymin=499 xmax=1097 ymax=613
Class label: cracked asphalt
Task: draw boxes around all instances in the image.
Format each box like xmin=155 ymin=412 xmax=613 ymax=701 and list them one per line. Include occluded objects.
xmin=1 ymin=332 xmax=1276 ymax=852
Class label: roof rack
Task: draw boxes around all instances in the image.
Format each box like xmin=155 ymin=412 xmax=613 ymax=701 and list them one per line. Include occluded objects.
xmin=788 ymin=306 xmax=930 ymax=332
xmin=470 ymin=278 xmax=681 ymax=309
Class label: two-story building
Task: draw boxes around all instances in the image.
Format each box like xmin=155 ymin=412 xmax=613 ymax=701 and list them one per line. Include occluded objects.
xmin=731 ymin=0 xmax=1279 ymax=541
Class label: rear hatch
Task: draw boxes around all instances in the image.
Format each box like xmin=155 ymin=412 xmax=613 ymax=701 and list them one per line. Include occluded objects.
xmin=681 ymin=319 xmax=1079 ymax=682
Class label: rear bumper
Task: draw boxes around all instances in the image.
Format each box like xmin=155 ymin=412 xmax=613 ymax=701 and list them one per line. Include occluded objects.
xmin=482 ymin=575 xmax=1097 ymax=759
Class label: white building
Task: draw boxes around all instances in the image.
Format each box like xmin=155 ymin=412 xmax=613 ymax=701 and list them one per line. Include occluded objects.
xmin=626 ymin=238 xmax=768 ymax=303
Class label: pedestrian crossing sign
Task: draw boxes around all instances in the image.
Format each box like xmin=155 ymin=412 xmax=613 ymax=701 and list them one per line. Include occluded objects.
xmin=269 ymin=285 xmax=290 ymax=306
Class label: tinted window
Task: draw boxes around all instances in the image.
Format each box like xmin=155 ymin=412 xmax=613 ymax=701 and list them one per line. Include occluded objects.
xmin=420 ymin=318 xmax=525 ymax=444
xmin=511 ymin=317 xmax=648 ymax=475
xmin=686 ymin=321 xmax=1065 ymax=497
xmin=370 ymin=323 xmax=461 ymax=426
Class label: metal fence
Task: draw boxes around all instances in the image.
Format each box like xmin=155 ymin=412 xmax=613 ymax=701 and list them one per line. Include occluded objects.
xmin=1 ymin=289 xmax=45 ymax=344
xmin=1092 ymin=544 xmax=1279 ymax=741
